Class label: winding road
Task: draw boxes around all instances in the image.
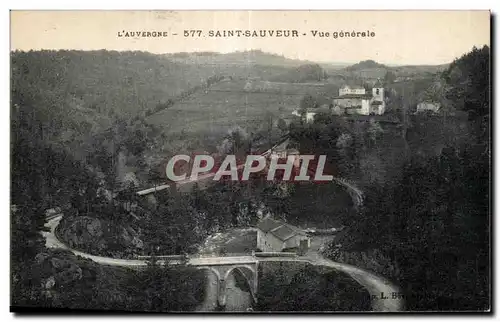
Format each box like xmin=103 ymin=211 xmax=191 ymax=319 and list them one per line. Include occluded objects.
xmin=42 ymin=215 xmax=403 ymax=312
xmin=42 ymin=135 xmax=400 ymax=311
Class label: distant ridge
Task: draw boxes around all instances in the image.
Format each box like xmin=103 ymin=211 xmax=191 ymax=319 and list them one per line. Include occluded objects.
xmin=165 ymin=49 xmax=315 ymax=67
xmin=270 ymin=64 xmax=328 ymax=83
xmin=344 ymin=60 xmax=387 ymax=71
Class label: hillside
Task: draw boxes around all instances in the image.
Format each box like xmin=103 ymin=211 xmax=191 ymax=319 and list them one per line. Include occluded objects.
xmin=345 ymin=60 xmax=387 ymax=71
xmin=166 ymin=49 xmax=313 ymax=67
xmin=10 ymin=49 xmax=309 ymax=146
xmin=391 ymin=64 xmax=449 ymax=75
xmin=269 ymin=64 xmax=328 ymax=83
xmin=9 ymin=49 xmax=452 ymax=185
xmin=11 ymin=50 xmax=232 ymax=118
xmin=10 ymin=50 xmax=290 ymax=164
xmin=338 ymin=59 xmax=448 ymax=79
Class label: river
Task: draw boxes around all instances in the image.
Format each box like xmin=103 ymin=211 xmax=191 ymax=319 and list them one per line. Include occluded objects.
xmin=196 ymin=269 xmax=253 ymax=312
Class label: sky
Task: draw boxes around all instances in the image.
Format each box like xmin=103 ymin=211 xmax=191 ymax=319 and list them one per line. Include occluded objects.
xmin=10 ymin=10 xmax=490 ymax=65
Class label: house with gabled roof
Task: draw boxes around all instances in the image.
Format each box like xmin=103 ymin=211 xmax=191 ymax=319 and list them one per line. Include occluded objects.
xmin=333 ymin=80 xmax=385 ymax=115
xmin=339 ymin=84 xmax=366 ymax=96
xmin=256 ymin=217 xmax=310 ymax=253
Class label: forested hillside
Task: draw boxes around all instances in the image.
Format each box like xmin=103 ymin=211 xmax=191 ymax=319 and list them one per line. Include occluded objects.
xmin=10 ymin=110 xmax=207 ymax=310
xmin=10 ymin=49 xmax=255 ymax=310
xmin=321 ymin=46 xmax=490 ymax=311
xmin=10 ymin=49 xmax=299 ymax=310
xmin=11 ymin=50 xmax=234 ymax=190
xmin=270 ymin=64 xmax=328 ymax=83
xmin=167 ymin=49 xmax=313 ymax=67
xmin=11 ymin=50 xmax=224 ymax=117
xmin=345 ymin=60 xmax=387 ymax=71
xmin=340 ymin=59 xmax=447 ymax=80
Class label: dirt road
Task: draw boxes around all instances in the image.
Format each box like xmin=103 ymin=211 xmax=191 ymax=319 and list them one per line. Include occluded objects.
xmin=43 ymin=215 xmax=403 ymax=312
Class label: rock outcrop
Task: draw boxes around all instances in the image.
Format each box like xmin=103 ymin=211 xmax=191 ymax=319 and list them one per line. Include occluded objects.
xmin=57 ymin=216 xmax=143 ymax=258
xmin=35 ymin=250 xmax=86 ymax=301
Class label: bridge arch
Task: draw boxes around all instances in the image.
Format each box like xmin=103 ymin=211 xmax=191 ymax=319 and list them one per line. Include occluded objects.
xmin=220 ymin=264 xmax=258 ymax=307
xmin=200 ymin=266 xmax=222 ymax=281
xmin=196 ymin=267 xmax=223 ymax=311
xmin=223 ymin=264 xmax=256 ymax=282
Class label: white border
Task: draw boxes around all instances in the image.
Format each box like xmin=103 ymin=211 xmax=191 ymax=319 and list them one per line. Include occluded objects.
xmin=2 ymin=1 xmax=498 ymax=10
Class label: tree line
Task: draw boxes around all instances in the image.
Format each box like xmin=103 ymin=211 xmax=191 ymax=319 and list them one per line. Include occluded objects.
xmin=323 ymin=45 xmax=490 ymax=311
xmin=145 ymin=74 xmax=226 ymax=116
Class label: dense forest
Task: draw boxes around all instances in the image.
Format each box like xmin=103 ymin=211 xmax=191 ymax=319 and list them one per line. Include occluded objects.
xmin=345 ymin=60 xmax=388 ymax=71
xmin=167 ymin=49 xmax=314 ymax=67
xmin=10 ymin=119 xmax=209 ymax=310
xmin=9 ymin=50 xmax=255 ymax=310
xmin=257 ymin=263 xmax=370 ymax=311
xmin=11 ymin=50 xmax=224 ymax=117
xmin=320 ymin=46 xmax=490 ymax=311
xmin=270 ymin=64 xmax=328 ymax=83
xmin=10 ymin=93 xmax=210 ymax=310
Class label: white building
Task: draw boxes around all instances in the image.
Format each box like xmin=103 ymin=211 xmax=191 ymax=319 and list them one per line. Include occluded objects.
xmin=333 ymin=81 xmax=385 ymax=115
xmin=256 ymin=217 xmax=310 ymax=253
xmin=292 ymin=109 xmax=317 ymax=123
xmin=416 ymin=102 xmax=441 ymax=113
xmin=292 ymin=105 xmax=332 ymax=123
xmin=339 ymin=85 xmax=366 ymax=96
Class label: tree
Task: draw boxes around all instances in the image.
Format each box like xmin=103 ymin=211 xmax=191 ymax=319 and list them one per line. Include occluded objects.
xmin=148 ymin=166 xmax=163 ymax=189
xmin=300 ymin=94 xmax=318 ymax=111
xmin=442 ymin=45 xmax=490 ymax=117
xmin=327 ymin=146 xmax=489 ymax=310
xmin=277 ymin=118 xmax=288 ymax=135
xmin=264 ymin=111 xmax=276 ymax=146
xmin=366 ymin=119 xmax=384 ymax=146
xmin=384 ymin=70 xmax=396 ymax=85
xmin=218 ymin=126 xmax=251 ymax=158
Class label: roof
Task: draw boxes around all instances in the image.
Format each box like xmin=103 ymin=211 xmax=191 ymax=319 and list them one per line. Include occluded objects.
xmin=418 ymin=101 xmax=440 ymax=105
xmin=315 ymin=107 xmax=331 ymax=114
xmin=257 ymin=218 xmax=306 ymax=241
xmin=271 ymin=225 xmax=297 ymax=241
xmin=257 ymin=217 xmax=283 ymax=233
xmin=306 ymin=107 xmax=330 ymax=114
xmin=341 ymin=84 xmax=365 ymax=90
xmin=373 ymin=79 xmax=384 ymax=87
xmin=333 ymin=94 xmax=372 ymax=99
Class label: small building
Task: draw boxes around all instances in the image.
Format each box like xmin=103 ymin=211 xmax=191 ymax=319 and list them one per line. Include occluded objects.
xmin=332 ymin=81 xmax=385 ymax=115
xmin=331 ymin=105 xmax=345 ymax=115
xmin=291 ymin=109 xmax=317 ymax=123
xmin=256 ymin=217 xmax=310 ymax=253
xmin=292 ymin=106 xmax=331 ymax=123
xmin=339 ymin=85 xmax=366 ymax=96
xmin=305 ymin=111 xmax=316 ymax=123
xmin=416 ymin=101 xmax=441 ymax=113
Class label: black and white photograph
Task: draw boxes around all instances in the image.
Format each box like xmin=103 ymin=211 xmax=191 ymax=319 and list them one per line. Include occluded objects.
xmin=9 ymin=10 xmax=491 ymax=313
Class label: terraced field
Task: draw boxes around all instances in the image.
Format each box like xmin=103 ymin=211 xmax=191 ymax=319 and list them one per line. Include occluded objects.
xmin=146 ymin=80 xmax=324 ymax=137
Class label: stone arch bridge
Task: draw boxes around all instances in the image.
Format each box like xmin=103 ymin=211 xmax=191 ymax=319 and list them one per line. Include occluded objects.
xmin=43 ymin=215 xmax=403 ymax=312
xmin=185 ymin=255 xmax=304 ymax=308
xmin=117 ymin=254 xmax=264 ymax=308
xmin=197 ymin=261 xmax=258 ymax=307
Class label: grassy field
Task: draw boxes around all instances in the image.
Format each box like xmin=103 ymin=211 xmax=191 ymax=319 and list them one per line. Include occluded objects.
xmin=146 ymin=80 xmax=309 ymax=138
